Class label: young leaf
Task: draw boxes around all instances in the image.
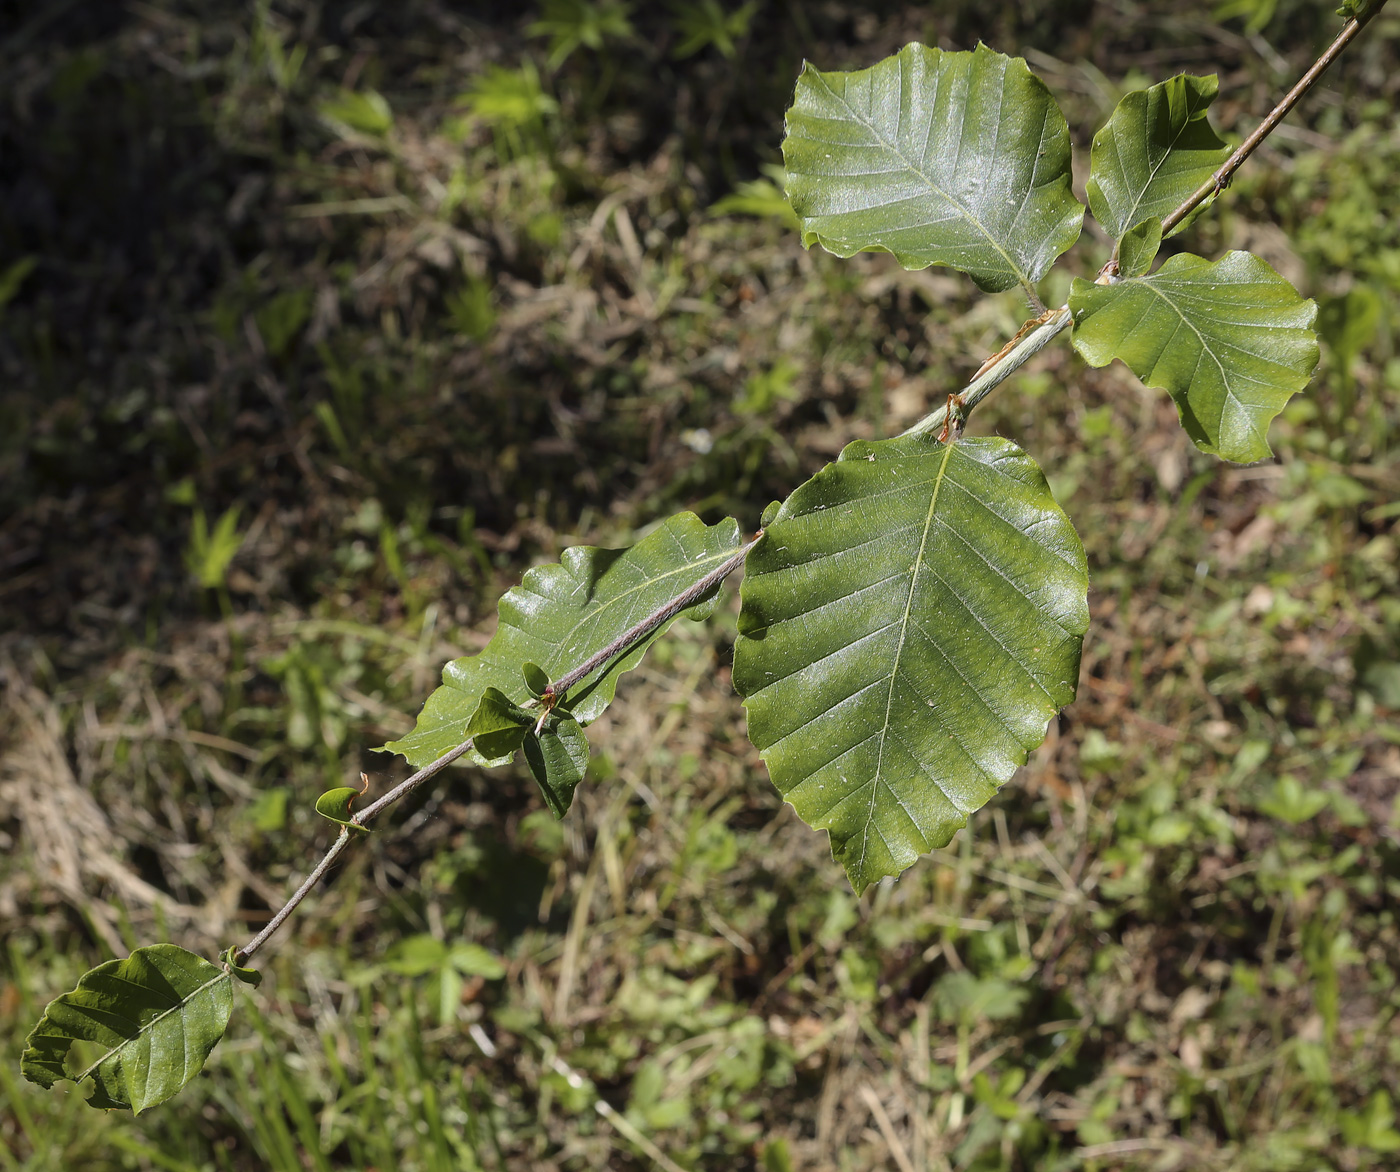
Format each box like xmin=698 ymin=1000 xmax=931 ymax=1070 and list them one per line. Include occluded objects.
xmin=385 ymin=513 xmax=742 ymax=769
xmin=782 ymin=42 xmax=1083 ymax=295
xmin=734 ymin=436 xmax=1088 ymax=894
xmin=22 ymin=945 xmax=235 ymax=1113
xmin=466 ymin=686 xmax=534 ymax=765
xmin=1069 ymin=251 xmax=1319 ymax=463
xmin=463 ymin=686 xmax=587 ymax=816
xmin=314 ymin=787 xmax=372 ymax=832
xmin=522 ymin=661 xmax=552 ymax=699
xmin=1117 ymin=217 xmax=1162 ymax=278
xmin=1086 ymin=73 xmax=1230 ymax=241
xmin=523 ymin=715 xmax=590 ymax=818
xmin=221 ymin=946 xmax=263 ymax=988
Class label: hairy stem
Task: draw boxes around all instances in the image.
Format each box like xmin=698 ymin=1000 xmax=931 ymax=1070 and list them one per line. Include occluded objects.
xmin=901 ymin=307 xmax=1073 ymax=440
xmin=549 ymin=538 xmax=759 ymax=698
xmin=234 ymin=736 xmax=477 ymax=965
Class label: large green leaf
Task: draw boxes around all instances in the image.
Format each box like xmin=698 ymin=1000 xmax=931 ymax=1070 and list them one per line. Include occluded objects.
xmin=733 ymin=436 xmax=1088 ymax=894
xmin=1086 ymin=73 xmax=1231 ymax=242
xmin=21 ymin=945 xmax=235 ymax=1113
xmin=386 ymin=512 xmax=742 ymax=769
xmin=782 ymin=42 xmax=1083 ymax=294
xmin=1069 ymin=251 xmax=1319 ymax=463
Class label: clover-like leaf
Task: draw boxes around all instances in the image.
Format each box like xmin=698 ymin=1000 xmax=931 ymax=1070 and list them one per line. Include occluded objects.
xmin=386 ymin=512 xmax=742 ymax=770
xmin=734 ymin=436 xmax=1088 ymax=894
xmin=22 ymin=945 xmax=235 ymax=1113
xmin=1069 ymin=251 xmax=1319 ymax=463
xmin=1087 ymin=73 xmax=1230 ymax=242
xmin=782 ymin=42 xmax=1083 ymax=294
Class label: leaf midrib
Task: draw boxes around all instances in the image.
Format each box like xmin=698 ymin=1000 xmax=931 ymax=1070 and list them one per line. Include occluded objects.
xmin=81 ymin=970 xmax=231 ymax=1105
xmin=1136 ymin=273 xmax=1267 ymax=454
xmin=857 ymin=440 xmax=956 ymax=876
xmin=1114 ymin=89 xmax=1217 ymax=233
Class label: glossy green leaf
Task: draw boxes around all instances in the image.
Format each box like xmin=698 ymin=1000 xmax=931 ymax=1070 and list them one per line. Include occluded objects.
xmin=782 ymin=42 xmax=1083 ymax=294
xmin=523 ymin=715 xmax=589 ymax=818
xmin=466 ymin=686 xmax=534 ymax=766
xmin=386 ymin=512 xmax=742 ymax=769
xmin=22 ymin=945 xmax=234 ymax=1113
xmin=1086 ymin=73 xmax=1230 ymax=241
xmin=522 ymin=661 xmax=551 ymax=699
xmin=314 ymin=787 xmax=371 ymax=831
xmin=734 ymin=436 xmax=1088 ymax=893
xmin=1069 ymin=251 xmax=1319 ymax=463
xmin=1117 ymin=217 xmax=1162 ymax=278
xmin=221 ymin=946 xmax=263 ymax=989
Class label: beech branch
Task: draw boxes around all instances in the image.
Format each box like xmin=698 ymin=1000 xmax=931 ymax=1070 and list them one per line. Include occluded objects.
xmin=903 ymin=2 xmax=1387 ymax=441
xmin=233 ymin=538 xmax=760 ymax=966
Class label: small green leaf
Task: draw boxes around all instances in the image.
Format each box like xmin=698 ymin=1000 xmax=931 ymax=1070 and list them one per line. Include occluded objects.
xmin=1318 ymin=286 xmax=1382 ymax=368
xmin=385 ymin=512 xmax=742 ymax=769
xmin=466 ymin=686 xmax=534 ymax=766
xmin=0 ymin=255 xmax=36 ymax=314
xmin=221 ymin=946 xmax=263 ymax=988
xmin=522 ymin=661 xmax=552 ymax=700
xmin=1256 ymin=775 xmax=1329 ymax=824
xmin=1117 ymin=217 xmax=1162 ymax=278
xmin=317 ymin=88 xmax=394 ymax=136
xmin=760 ymin=500 xmax=783 ymax=528
xmin=384 ymin=935 xmax=449 ymax=976
xmin=22 ymin=945 xmax=235 ymax=1113
xmin=448 ymin=942 xmax=508 ymax=980
xmin=734 ymin=436 xmax=1088 ymax=893
xmin=524 ymin=716 xmax=590 ymax=818
xmin=314 ymin=787 xmax=371 ymax=831
xmin=1069 ymin=251 xmax=1318 ymax=463
xmin=1336 ymin=0 xmax=1383 ymax=20
xmin=782 ymin=43 xmax=1083 ymax=294
xmin=1086 ymin=73 xmax=1230 ymax=242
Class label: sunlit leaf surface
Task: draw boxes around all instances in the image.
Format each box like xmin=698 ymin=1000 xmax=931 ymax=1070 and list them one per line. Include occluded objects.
xmin=22 ymin=945 xmax=234 ymax=1113
xmin=734 ymin=436 xmax=1088 ymax=893
xmin=782 ymin=42 xmax=1083 ymax=293
xmin=1070 ymin=251 xmax=1319 ymax=462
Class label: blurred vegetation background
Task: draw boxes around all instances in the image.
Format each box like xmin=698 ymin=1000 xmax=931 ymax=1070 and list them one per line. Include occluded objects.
xmin=2 ymin=1 xmax=1399 ymax=1169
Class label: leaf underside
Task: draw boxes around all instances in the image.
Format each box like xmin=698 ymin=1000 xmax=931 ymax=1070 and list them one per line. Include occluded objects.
xmin=782 ymin=42 xmax=1083 ymax=293
xmin=385 ymin=512 xmax=742 ymax=770
xmin=1069 ymin=251 xmax=1319 ymax=463
xmin=734 ymin=436 xmax=1089 ymax=894
xmin=1087 ymin=73 xmax=1231 ymax=242
xmin=21 ymin=944 xmax=234 ymax=1113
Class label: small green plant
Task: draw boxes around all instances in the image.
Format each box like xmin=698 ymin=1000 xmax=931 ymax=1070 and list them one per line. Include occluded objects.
xmin=185 ymin=504 xmax=245 ymax=592
xmin=19 ymin=2 xmax=1392 ymax=1116
xmin=527 ymin=0 xmax=635 ymax=70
